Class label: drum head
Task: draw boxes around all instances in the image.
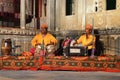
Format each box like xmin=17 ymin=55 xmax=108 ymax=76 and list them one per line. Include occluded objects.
xmin=46 ymin=45 xmax=55 ymax=53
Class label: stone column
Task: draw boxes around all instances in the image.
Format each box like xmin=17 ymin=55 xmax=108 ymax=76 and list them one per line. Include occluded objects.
xmin=33 ymin=0 xmax=37 ymax=29
xmin=38 ymin=0 xmax=42 ymax=18
xmin=55 ymin=0 xmax=61 ymax=31
xmin=47 ymin=0 xmax=55 ymax=31
xmin=82 ymin=0 xmax=86 ymax=30
xmin=20 ymin=0 xmax=26 ymax=29
xmin=37 ymin=0 xmax=42 ymax=28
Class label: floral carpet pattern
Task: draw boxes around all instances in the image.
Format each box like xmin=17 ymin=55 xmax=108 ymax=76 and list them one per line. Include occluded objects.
xmin=0 ymin=55 xmax=120 ymax=72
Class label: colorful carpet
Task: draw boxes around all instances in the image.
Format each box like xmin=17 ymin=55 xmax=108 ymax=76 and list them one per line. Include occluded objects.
xmin=0 ymin=55 xmax=120 ymax=72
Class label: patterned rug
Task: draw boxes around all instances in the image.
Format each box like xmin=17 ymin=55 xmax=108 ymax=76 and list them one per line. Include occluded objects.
xmin=0 ymin=55 xmax=120 ymax=72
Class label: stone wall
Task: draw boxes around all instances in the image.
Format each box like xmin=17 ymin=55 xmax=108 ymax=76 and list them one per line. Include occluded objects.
xmin=0 ymin=28 xmax=120 ymax=56
xmin=0 ymin=28 xmax=36 ymax=55
xmin=87 ymin=11 xmax=120 ymax=29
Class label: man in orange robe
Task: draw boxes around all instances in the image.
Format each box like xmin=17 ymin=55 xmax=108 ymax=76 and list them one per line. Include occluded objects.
xmin=30 ymin=23 xmax=58 ymax=56
xmin=74 ymin=24 xmax=96 ymax=56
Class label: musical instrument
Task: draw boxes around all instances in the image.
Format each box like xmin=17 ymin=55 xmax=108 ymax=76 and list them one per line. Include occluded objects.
xmin=46 ymin=45 xmax=55 ymax=54
xmin=1 ymin=38 xmax=12 ymax=55
xmin=69 ymin=46 xmax=87 ymax=56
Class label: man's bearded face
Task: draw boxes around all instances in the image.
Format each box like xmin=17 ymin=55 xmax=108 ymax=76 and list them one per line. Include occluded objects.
xmin=41 ymin=27 xmax=47 ymax=34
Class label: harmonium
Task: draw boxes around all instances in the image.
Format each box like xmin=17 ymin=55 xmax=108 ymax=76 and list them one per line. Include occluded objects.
xmin=68 ymin=47 xmax=87 ymax=56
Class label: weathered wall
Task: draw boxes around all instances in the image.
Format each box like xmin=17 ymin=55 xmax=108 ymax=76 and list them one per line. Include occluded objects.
xmin=87 ymin=10 xmax=120 ymax=29
xmin=0 ymin=28 xmax=36 ymax=55
xmin=55 ymin=0 xmax=120 ymax=31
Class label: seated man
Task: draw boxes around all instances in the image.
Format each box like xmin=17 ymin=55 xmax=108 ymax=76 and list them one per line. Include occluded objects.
xmin=73 ymin=24 xmax=96 ymax=57
xmin=30 ymin=23 xmax=58 ymax=57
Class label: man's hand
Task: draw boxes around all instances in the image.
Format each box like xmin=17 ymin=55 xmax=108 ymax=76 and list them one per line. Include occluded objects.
xmin=35 ymin=43 xmax=41 ymax=47
xmin=35 ymin=43 xmax=41 ymax=49
xmin=73 ymin=42 xmax=77 ymax=46
xmin=83 ymin=44 xmax=87 ymax=48
xmin=46 ymin=42 xmax=54 ymax=46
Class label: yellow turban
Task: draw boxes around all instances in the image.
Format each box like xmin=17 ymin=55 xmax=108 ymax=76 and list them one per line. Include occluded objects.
xmin=85 ymin=24 xmax=92 ymax=30
xmin=41 ymin=23 xmax=48 ymax=28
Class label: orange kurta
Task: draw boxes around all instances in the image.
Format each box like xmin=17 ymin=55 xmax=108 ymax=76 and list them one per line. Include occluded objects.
xmin=31 ymin=33 xmax=58 ymax=47
xmin=77 ymin=34 xmax=96 ymax=50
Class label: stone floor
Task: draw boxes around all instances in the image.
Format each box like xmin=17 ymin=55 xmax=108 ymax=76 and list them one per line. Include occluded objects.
xmin=0 ymin=70 xmax=120 ymax=80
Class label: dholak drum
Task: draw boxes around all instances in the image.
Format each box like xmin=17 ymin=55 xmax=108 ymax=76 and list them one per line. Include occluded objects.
xmin=46 ymin=45 xmax=56 ymax=58
xmin=46 ymin=45 xmax=56 ymax=54
xmin=1 ymin=39 xmax=12 ymax=55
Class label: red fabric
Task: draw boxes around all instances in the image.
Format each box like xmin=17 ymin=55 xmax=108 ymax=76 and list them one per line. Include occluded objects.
xmin=30 ymin=48 xmax=35 ymax=56
xmin=40 ymin=56 xmax=120 ymax=72
xmin=30 ymin=48 xmax=46 ymax=56
xmin=40 ymin=50 xmax=46 ymax=56
xmin=62 ymin=39 xmax=71 ymax=47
